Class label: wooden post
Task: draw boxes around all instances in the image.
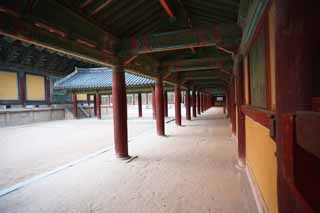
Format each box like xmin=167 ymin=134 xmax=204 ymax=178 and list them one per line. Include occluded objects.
xmin=231 ymin=80 xmax=236 ymax=135
xmin=185 ymin=88 xmax=191 ymax=120
xmin=197 ymin=90 xmax=201 ymax=115
xmin=175 ymin=83 xmax=181 ymax=126
xmin=200 ymin=92 xmax=203 ymax=113
xmin=138 ymin=92 xmax=142 ymax=117
xmin=19 ymin=75 xmax=26 ymax=106
xmin=112 ymin=62 xmax=129 ymax=159
xmin=236 ymin=57 xmax=245 ymax=165
xmin=152 ymin=86 xmax=156 ymax=120
xmin=93 ymin=94 xmax=97 ymax=116
xmin=205 ymin=94 xmax=207 ymax=111
xmin=72 ymin=92 xmax=78 ymax=119
xmin=45 ymin=77 xmax=51 ymax=106
xmin=96 ymin=93 xmax=101 ymax=119
xmin=164 ymin=91 xmax=168 ymax=117
xmin=155 ymin=75 xmax=165 ymax=135
xmin=275 ymin=1 xmax=318 ymax=211
xmin=87 ymin=94 xmax=91 ymax=117
xmin=192 ymin=87 xmax=197 ymax=118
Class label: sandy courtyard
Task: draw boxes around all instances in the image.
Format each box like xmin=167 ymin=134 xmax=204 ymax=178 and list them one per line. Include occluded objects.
xmin=0 ymin=106 xmax=179 ymax=189
xmin=0 ymin=108 xmax=257 ymax=213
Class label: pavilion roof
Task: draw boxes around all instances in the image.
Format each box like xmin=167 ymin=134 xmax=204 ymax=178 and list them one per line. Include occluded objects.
xmin=54 ymin=67 xmax=154 ymax=91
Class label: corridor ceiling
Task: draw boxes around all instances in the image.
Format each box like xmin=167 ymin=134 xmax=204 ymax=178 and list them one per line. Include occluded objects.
xmin=0 ymin=0 xmax=266 ymax=95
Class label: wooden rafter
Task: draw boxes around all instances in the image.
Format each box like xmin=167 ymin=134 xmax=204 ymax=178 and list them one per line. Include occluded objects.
xmin=159 ymin=0 xmax=174 ymax=17
xmin=91 ymin=0 xmax=113 ymax=16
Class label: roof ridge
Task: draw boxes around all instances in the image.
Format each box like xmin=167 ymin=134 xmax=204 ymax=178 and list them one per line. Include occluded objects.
xmin=77 ymin=67 xmax=112 ymax=73
xmin=54 ymin=68 xmax=79 ymax=88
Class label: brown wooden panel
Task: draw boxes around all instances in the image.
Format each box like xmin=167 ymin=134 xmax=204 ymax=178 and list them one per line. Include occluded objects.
xmin=295 ymin=112 xmax=320 ymax=159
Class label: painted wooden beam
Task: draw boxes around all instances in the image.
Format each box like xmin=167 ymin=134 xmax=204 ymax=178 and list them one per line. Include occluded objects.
xmin=119 ymin=24 xmax=241 ymax=56
xmin=161 ymin=56 xmax=231 ymax=67
xmin=170 ymin=66 xmax=222 ymax=72
xmin=91 ymin=0 xmax=113 ymax=16
xmin=80 ymin=0 xmax=94 ymax=9
xmin=0 ymin=3 xmax=118 ymax=66
xmin=159 ymin=0 xmax=175 ymax=18
xmin=183 ymin=76 xmax=227 ymax=81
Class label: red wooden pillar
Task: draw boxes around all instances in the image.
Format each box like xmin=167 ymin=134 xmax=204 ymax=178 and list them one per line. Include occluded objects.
xmin=93 ymin=94 xmax=97 ymax=116
xmin=275 ymin=1 xmax=319 ymax=211
xmin=152 ymin=86 xmax=156 ymax=120
xmin=192 ymin=87 xmax=197 ymax=117
xmin=155 ymin=76 xmax=165 ymax=135
xmin=207 ymin=95 xmax=209 ymax=110
xmin=19 ymin=75 xmax=26 ymax=106
xmin=199 ymin=92 xmax=203 ymax=113
xmin=185 ymin=88 xmax=191 ymax=120
xmin=204 ymin=94 xmax=206 ymax=111
xmin=164 ymin=91 xmax=168 ymax=117
xmin=87 ymin=94 xmax=91 ymax=117
xmin=197 ymin=91 xmax=201 ymax=115
xmin=138 ymin=92 xmax=142 ymax=117
xmin=72 ymin=92 xmax=78 ymax=119
xmin=200 ymin=93 xmax=203 ymax=113
xmin=175 ymin=84 xmax=181 ymax=126
xmin=45 ymin=77 xmax=51 ymax=105
xmin=96 ymin=93 xmax=101 ymax=119
xmin=231 ymin=80 xmax=236 ymax=135
xmin=112 ymin=62 xmax=129 ymax=159
xmin=236 ymin=57 xmax=245 ymax=165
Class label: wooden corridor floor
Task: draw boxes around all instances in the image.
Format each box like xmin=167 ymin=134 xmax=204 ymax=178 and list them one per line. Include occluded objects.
xmin=0 ymin=108 xmax=257 ymax=213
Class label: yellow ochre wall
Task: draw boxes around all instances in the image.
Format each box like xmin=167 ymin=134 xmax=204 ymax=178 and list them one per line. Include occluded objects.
xmin=245 ymin=116 xmax=278 ymax=213
xmin=26 ymin=74 xmax=45 ymax=101
xmin=242 ymin=3 xmax=278 ymax=212
xmin=77 ymin=94 xmax=88 ymax=101
xmin=0 ymin=71 xmax=19 ymax=100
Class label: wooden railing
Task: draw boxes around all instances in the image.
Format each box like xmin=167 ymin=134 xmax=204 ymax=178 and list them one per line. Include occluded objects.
xmin=280 ymin=112 xmax=320 ymax=212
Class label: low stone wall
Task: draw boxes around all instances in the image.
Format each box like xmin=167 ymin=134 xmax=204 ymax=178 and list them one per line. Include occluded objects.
xmin=0 ymin=108 xmax=65 ymax=127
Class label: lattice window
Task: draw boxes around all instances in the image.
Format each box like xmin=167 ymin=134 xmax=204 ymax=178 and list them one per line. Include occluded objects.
xmin=249 ymin=31 xmax=266 ymax=108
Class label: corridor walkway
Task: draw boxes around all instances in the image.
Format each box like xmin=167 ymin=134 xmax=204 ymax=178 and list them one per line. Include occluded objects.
xmin=0 ymin=108 xmax=257 ymax=213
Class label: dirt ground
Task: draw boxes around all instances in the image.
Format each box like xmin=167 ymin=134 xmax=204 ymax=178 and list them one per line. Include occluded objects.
xmin=0 ymin=106 xmax=179 ymax=189
xmin=0 ymin=108 xmax=257 ymax=213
